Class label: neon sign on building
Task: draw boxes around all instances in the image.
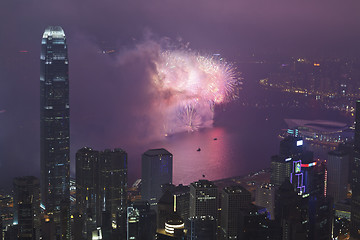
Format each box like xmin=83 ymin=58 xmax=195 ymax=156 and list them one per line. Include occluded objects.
xmin=290 ymin=160 xmax=305 ymax=195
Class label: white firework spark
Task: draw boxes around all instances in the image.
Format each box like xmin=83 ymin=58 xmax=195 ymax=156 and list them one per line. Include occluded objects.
xmin=151 ymin=48 xmax=241 ymax=135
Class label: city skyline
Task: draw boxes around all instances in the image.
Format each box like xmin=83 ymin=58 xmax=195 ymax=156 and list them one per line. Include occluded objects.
xmin=1 ymin=0 xmax=360 ymax=189
xmin=1 ymin=1 xmax=360 ymax=239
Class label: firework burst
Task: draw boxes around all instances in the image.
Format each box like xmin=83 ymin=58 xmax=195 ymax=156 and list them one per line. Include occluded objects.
xmin=151 ymin=48 xmax=241 ymax=135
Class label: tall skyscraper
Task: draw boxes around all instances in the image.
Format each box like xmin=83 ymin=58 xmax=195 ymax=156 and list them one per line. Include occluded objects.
xmin=274 ymin=180 xmax=309 ymax=240
xmin=327 ymin=150 xmax=349 ymax=203
xmin=99 ymin=148 xmax=128 ymax=238
xmin=75 ymin=147 xmax=128 ymax=238
xmin=351 ymin=100 xmax=360 ymax=239
xmin=40 ymin=26 xmax=70 ymax=239
xmin=13 ymin=176 xmax=41 ymax=240
xmin=141 ymin=149 xmax=173 ymax=207
xmin=270 ymin=136 xmax=307 ymax=188
xmin=75 ymin=147 xmax=99 ymax=238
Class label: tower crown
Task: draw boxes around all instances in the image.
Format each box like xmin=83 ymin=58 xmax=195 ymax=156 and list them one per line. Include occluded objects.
xmin=42 ymin=26 xmax=65 ymax=39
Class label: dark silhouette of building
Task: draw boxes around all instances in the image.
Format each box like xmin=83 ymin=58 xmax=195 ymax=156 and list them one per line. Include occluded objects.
xmin=13 ymin=176 xmax=40 ymax=240
xmin=75 ymin=147 xmax=128 ymax=239
xmin=170 ymin=184 xmax=190 ymax=223
xmin=220 ymin=185 xmax=251 ymax=239
xmin=351 ymin=99 xmax=360 ymax=239
xmin=98 ymin=148 xmax=128 ymax=239
xmin=40 ymin=26 xmax=70 ymax=239
xmin=128 ymin=201 xmax=156 ymax=240
xmin=275 ymin=180 xmax=309 ymax=240
xmin=186 ymin=216 xmax=217 ymax=240
xmin=238 ymin=204 xmax=281 ymax=240
xmin=327 ymin=150 xmax=349 ymax=203
xmin=75 ymin=147 xmax=99 ymax=237
xmin=307 ymin=196 xmax=333 ymax=240
xmin=141 ymin=149 xmax=173 ymax=208
xmin=157 ymin=191 xmax=174 ymax=231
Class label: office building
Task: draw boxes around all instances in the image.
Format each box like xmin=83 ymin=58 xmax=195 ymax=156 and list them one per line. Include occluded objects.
xmin=255 ymin=183 xmax=275 ymax=220
xmin=171 ymin=184 xmax=190 ymax=222
xmin=40 ymin=26 xmax=70 ymax=211
xmin=99 ymin=148 xmax=128 ymax=238
xmin=351 ymin=99 xmax=360 ymax=239
xmin=75 ymin=147 xmax=100 ymax=236
xmin=238 ymin=205 xmax=281 ymax=240
xmin=307 ymin=196 xmax=332 ymax=240
xmin=127 ymin=206 xmax=140 ymax=240
xmin=271 ymin=137 xmax=309 ymax=188
xmin=275 ymin=180 xmax=309 ymax=240
xmin=270 ymin=155 xmax=293 ymax=187
xmin=186 ymin=216 xmax=217 ymax=240
xmin=13 ymin=176 xmax=40 ymax=240
xmin=141 ymin=149 xmax=173 ymax=207
xmin=130 ymin=201 xmax=157 ymax=240
xmin=327 ymin=150 xmax=349 ymax=203
xmin=220 ymin=185 xmax=251 ymax=240
xmin=189 ymin=180 xmax=218 ymax=220
xmin=40 ymin=26 xmax=70 ymax=239
xmin=157 ymin=191 xmax=174 ymax=230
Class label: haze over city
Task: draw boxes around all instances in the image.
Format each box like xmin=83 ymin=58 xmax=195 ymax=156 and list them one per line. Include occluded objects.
xmin=3 ymin=0 xmax=360 ymax=240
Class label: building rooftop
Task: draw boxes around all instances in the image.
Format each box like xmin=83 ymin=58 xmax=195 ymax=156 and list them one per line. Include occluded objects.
xmin=42 ymin=26 xmax=65 ymax=39
xmin=223 ymin=185 xmax=250 ymax=194
xmin=191 ymin=179 xmax=216 ymax=189
xmin=143 ymin=148 xmax=172 ymax=157
xmin=285 ymin=119 xmax=348 ymax=133
xmin=13 ymin=176 xmax=39 ymax=186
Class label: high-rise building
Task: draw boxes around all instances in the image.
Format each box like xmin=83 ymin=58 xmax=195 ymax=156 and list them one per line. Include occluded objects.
xmin=127 ymin=206 xmax=140 ymax=240
xmin=40 ymin=26 xmax=70 ymax=212
xmin=99 ymin=148 xmax=128 ymax=238
xmin=157 ymin=191 xmax=174 ymax=230
xmin=40 ymin=26 xmax=70 ymax=239
xmin=189 ymin=180 xmax=218 ymax=220
xmin=186 ymin=216 xmax=217 ymax=240
xmin=171 ymin=184 xmax=190 ymax=222
xmin=75 ymin=147 xmax=100 ymax=233
xmin=255 ymin=183 xmax=275 ymax=220
xmin=13 ymin=176 xmax=41 ymax=240
xmin=270 ymin=155 xmax=293 ymax=188
xmin=327 ymin=150 xmax=349 ymax=203
xmin=129 ymin=201 xmax=156 ymax=240
xmin=351 ymin=99 xmax=360 ymax=239
xmin=141 ymin=149 xmax=173 ymax=207
xmin=75 ymin=147 xmax=128 ymax=239
xmin=271 ymin=136 xmax=308 ymax=188
xmin=220 ymin=185 xmax=251 ymax=240
xmin=238 ymin=204 xmax=281 ymax=240
xmin=275 ymin=180 xmax=309 ymax=240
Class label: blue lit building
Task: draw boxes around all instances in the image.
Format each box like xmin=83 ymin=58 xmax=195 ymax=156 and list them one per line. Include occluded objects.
xmin=141 ymin=149 xmax=173 ymax=208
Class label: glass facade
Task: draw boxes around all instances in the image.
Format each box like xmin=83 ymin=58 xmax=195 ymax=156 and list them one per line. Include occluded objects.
xmin=40 ymin=26 xmax=70 ymax=212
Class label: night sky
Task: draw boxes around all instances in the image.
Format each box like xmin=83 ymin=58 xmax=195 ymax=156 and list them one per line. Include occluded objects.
xmin=1 ymin=0 xmax=360 ymax=190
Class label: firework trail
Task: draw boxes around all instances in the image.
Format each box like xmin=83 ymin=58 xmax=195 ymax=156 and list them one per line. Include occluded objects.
xmin=150 ymin=47 xmax=242 ymax=135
